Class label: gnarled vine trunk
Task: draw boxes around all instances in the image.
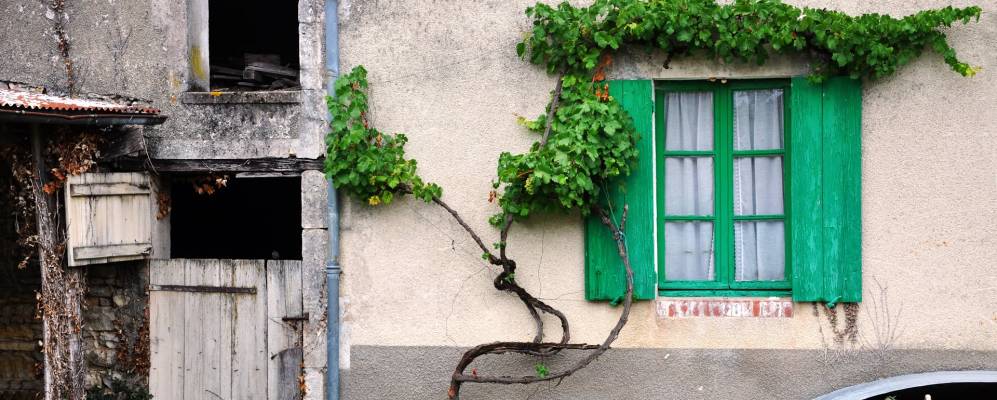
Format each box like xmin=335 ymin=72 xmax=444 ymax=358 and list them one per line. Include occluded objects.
xmin=439 ymin=201 xmax=635 ymax=399
xmin=27 ymin=132 xmax=86 ymax=400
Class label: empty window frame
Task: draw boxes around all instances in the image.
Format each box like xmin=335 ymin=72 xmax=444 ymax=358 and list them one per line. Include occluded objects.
xmin=187 ymin=0 xmax=300 ymax=91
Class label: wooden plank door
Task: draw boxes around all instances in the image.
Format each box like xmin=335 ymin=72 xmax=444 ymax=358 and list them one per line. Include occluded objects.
xmin=267 ymin=260 xmax=304 ymax=400
xmin=149 ymin=259 xmax=304 ymax=400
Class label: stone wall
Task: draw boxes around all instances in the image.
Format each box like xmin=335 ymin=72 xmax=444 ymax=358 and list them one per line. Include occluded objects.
xmin=82 ymin=263 xmax=150 ymax=392
xmin=0 ymin=272 xmax=42 ymax=399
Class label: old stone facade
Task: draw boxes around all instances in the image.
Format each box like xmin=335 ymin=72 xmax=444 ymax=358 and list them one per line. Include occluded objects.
xmin=1 ymin=0 xmax=331 ymax=398
xmin=82 ymin=263 xmax=150 ymax=391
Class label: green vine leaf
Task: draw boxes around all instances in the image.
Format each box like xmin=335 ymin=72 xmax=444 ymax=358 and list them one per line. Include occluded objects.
xmin=492 ymin=77 xmax=639 ymax=223
xmin=325 ymin=66 xmax=442 ymax=205
xmin=534 ymin=362 xmax=550 ymax=378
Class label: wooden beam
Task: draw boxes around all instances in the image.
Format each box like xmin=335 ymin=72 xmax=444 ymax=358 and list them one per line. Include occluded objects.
xmin=103 ymin=127 xmax=146 ymax=159
xmin=109 ymin=157 xmax=325 ymax=173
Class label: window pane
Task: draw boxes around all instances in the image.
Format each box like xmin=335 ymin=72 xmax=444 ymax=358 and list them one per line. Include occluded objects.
xmin=665 ymin=157 xmax=714 ymax=216
xmin=666 ymin=92 xmax=713 ymax=151
xmin=734 ymin=221 xmax=785 ymax=281
xmin=665 ymin=222 xmax=715 ymax=281
xmin=733 ymin=156 xmax=783 ymax=215
xmin=733 ymin=89 xmax=784 ymax=150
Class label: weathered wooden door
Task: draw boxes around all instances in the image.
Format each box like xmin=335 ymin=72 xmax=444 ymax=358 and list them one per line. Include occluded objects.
xmin=149 ymin=259 xmax=304 ymax=400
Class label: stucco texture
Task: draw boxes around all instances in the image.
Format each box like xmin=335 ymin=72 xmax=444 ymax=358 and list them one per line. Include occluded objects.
xmin=337 ymin=0 xmax=997 ymax=359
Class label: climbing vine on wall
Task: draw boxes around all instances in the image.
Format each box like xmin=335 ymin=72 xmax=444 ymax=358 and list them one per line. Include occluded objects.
xmin=325 ymin=1 xmax=980 ymax=398
xmin=518 ymin=0 xmax=981 ymax=79
xmin=325 ymin=66 xmax=443 ymax=206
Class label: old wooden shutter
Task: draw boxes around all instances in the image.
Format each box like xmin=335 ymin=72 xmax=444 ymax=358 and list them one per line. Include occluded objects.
xmin=789 ymin=76 xmax=862 ymax=304
xmin=65 ymin=172 xmax=153 ymax=266
xmin=585 ymin=80 xmax=656 ymax=301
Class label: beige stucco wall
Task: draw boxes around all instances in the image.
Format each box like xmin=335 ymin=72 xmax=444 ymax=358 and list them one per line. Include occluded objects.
xmin=337 ymin=0 xmax=997 ymax=358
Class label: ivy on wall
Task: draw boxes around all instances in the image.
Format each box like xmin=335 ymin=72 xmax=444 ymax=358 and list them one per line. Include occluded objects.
xmin=519 ymin=0 xmax=981 ymax=79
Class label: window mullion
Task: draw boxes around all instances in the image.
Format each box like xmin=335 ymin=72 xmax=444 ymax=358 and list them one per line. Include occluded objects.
xmin=715 ymin=85 xmax=734 ymax=287
xmin=724 ymin=85 xmax=736 ymax=288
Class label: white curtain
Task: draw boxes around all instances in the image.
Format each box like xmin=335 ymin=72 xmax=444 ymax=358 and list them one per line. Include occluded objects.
xmin=664 ymin=92 xmax=715 ymax=280
xmin=665 ymin=222 xmax=714 ymax=280
xmin=732 ymin=89 xmax=785 ymax=281
xmin=733 ymin=90 xmax=783 ymax=150
xmin=666 ymin=92 xmax=713 ymax=151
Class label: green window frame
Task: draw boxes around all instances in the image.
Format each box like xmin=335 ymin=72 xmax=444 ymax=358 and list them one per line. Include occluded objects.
xmin=655 ymin=79 xmax=792 ymax=297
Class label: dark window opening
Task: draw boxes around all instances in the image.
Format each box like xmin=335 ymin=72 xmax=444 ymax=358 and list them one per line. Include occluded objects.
xmin=208 ymin=0 xmax=300 ymax=91
xmin=170 ymin=176 xmax=301 ymax=260
xmin=868 ymin=382 xmax=997 ymax=399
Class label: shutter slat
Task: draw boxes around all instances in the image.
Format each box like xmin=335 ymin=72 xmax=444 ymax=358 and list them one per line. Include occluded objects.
xmin=69 ymin=182 xmax=151 ymax=197
xmin=822 ymin=78 xmax=846 ymax=302
xmin=74 ymin=243 xmax=153 ymax=260
xmin=585 ymin=80 xmax=655 ymax=301
xmin=790 ymin=77 xmax=825 ymax=302
xmin=790 ymin=76 xmax=862 ymax=303
xmin=830 ymin=77 xmax=864 ymax=302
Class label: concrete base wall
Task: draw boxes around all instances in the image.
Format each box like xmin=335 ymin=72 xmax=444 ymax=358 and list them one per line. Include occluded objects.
xmin=345 ymin=346 xmax=997 ymax=400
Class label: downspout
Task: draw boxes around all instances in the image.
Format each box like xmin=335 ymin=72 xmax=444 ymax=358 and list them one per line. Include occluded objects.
xmin=324 ymin=1 xmax=342 ymax=399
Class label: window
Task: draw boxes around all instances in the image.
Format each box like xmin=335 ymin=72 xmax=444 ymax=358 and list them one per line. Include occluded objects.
xmin=656 ymin=80 xmax=790 ymax=296
xmin=170 ymin=176 xmax=302 ymax=260
xmin=187 ymin=0 xmax=300 ymax=92
xmin=584 ymin=77 xmax=862 ymax=304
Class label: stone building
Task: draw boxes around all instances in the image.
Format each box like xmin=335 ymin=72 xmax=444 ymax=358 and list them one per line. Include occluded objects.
xmin=1 ymin=0 xmax=996 ymax=400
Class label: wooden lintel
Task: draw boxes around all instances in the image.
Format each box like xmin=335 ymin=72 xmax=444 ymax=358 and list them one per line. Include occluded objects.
xmin=109 ymin=157 xmax=325 ymax=173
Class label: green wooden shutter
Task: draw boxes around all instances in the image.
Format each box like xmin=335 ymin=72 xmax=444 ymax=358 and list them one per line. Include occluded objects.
xmin=789 ymin=76 xmax=862 ymax=304
xmin=585 ymin=80 xmax=656 ymax=301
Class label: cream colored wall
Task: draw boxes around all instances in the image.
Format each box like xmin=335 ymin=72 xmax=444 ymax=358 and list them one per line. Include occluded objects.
xmin=337 ymin=0 xmax=997 ymax=354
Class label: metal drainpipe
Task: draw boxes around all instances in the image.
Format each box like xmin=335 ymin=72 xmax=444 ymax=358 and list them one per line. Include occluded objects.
xmin=324 ymin=0 xmax=342 ymax=399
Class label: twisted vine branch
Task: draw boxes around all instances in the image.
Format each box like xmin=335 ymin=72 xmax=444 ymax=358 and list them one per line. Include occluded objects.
xmin=445 ymin=204 xmax=633 ymax=399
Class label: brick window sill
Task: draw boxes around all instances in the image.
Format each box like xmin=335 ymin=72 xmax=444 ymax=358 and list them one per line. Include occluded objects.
xmin=656 ymin=297 xmax=794 ymax=318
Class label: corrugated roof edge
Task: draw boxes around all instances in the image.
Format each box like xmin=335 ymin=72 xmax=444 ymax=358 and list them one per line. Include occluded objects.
xmin=0 ymin=88 xmax=160 ymax=115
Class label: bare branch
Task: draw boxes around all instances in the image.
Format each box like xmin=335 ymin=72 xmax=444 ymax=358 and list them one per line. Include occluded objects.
xmin=430 ymin=196 xmax=501 ymax=265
